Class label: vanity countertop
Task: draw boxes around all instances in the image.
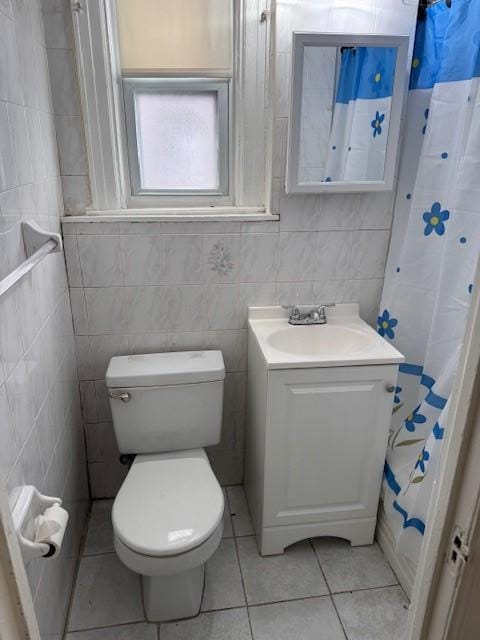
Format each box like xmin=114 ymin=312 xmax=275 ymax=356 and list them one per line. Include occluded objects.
xmin=248 ymin=305 xmax=405 ymax=370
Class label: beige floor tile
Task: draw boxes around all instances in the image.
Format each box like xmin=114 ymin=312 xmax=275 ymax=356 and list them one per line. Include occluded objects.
xmin=334 ymin=585 xmax=408 ymax=640
xmin=68 ymin=553 xmax=143 ymax=631
xmin=65 ymin=622 xmax=157 ymax=639
xmin=249 ymin=597 xmax=346 ymax=640
xmin=313 ymin=538 xmax=398 ymax=593
xmin=237 ymin=536 xmax=328 ymax=605
xmin=201 ymin=539 xmax=246 ymax=612
xmin=222 ymin=488 xmax=234 ymax=538
xmin=227 ymin=486 xmax=254 ymax=536
xmin=83 ymin=500 xmax=114 ymax=555
xmin=160 ymin=608 xmax=251 ymax=640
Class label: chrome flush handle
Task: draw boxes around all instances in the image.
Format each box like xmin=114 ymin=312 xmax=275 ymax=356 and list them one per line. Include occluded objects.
xmin=108 ymin=390 xmax=131 ymax=403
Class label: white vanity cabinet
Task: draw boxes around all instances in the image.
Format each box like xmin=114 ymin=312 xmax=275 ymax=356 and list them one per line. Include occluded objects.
xmin=245 ymin=306 xmax=403 ymax=556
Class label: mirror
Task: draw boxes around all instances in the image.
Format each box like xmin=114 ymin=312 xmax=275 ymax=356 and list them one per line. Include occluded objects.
xmin=286 ymin=33 xmax=409 ymax=194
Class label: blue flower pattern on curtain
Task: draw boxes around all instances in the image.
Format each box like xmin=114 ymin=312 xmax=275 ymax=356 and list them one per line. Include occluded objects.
xmin=377 ymin=309 xmax=398 ymax=339
xmin=371 ymin=111 xmax=385 ymax=137
xmin=404 ymin=407 xmax=427 ymax=433
xmin=394 ymin=386 xmax=403 ymax=404
xmin=423 ymin=202 xmax=450 ymax=236
xmin=415 ymin=449 xmax=430 ymax=474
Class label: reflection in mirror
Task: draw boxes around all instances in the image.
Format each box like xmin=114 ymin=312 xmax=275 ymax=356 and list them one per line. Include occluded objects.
xmin=286 ymin=34 xmax=409 ymax=194
xmin=299 ymin=45 xmax=398 ymax=184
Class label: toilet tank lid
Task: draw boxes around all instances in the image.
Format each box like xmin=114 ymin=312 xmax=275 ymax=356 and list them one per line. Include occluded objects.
xmin=106 ymin=350 xmax=225 ymax=387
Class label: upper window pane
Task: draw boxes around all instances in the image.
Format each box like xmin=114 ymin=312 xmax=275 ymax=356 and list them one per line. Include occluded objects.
xmin=116 ymin=0 xmax=233 ymax=74
xmin=135 ymin=90 xmax=220 ymax=191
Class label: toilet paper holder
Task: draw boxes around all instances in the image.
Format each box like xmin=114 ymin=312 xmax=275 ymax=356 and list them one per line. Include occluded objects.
xmin=11 ymin=485 xmax=69 ymax=564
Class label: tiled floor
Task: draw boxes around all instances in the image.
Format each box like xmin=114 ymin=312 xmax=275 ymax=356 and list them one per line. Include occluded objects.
xmin=65 ymin=487 xmax=408 ymax=639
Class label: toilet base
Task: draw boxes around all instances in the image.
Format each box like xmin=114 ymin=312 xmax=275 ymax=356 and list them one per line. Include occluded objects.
xmin=142 ymin=564 xmax=205 ymax=622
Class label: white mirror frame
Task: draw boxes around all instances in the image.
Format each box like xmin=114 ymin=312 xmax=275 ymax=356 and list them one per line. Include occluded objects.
xmin=286 ymin=32 xmax=410 ymax=194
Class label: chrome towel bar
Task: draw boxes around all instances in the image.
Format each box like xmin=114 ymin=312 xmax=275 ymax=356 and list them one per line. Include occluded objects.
xmin=0 ymin=221 xmax=63 ymax=298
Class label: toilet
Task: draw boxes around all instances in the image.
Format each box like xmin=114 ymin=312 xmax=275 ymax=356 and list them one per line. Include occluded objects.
xmin=105 ymin=350 xmax=226 ymax=622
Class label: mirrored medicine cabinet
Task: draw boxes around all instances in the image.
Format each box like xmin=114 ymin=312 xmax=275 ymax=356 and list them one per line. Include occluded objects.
xmin=286 ymin=33 xmax=409 ymax=194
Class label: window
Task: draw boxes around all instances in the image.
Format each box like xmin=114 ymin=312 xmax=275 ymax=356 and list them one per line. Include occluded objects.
xmin=124 ymin=79 xmax=229 ymax=195
xmin=72 ymin=0 xmax=271 ymax=214
xmin=117 ymin=0 xmax=232 ymax=198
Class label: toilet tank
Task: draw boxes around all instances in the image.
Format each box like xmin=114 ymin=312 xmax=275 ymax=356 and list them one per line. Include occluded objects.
xmin=106 ymin=351 xmax=225 ymax=455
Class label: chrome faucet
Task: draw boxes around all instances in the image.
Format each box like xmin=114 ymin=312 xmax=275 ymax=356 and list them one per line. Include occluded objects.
xmin=284 ymin=303 xmax=335 ymax=326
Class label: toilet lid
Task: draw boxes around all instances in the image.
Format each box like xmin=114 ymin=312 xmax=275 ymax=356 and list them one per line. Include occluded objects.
xmin=112 ymin=450 xmax=224 ymax=557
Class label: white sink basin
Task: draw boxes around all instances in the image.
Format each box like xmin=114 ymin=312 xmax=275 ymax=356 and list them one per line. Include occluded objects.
xmin=266 ymin=324 xmax=378 ymax=358
xmin=248 ymin=305 xmax=404 ymax=369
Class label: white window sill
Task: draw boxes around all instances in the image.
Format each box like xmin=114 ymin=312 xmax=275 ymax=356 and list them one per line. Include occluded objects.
xmin=61 ymin=207 xmax=279 ymax=224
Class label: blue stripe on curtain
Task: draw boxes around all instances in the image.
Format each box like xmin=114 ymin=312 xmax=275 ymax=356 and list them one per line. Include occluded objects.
xmin=398 ymin=362 xmax=448 ymax=409
xmin=384 ymin=462 xmax=401 ymax=495
xmin=384 ymin=467 xmax=427 ymax=534
xmin=393 ymin=501 xmax=426 ymax=535
xmin=399 ymin=363 xmax=424 ymax=376
xmin=425 ymin=390 xmax=447 ymax=410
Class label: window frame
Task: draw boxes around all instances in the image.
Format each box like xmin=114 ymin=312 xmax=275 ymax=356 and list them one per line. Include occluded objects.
xmin=123 ymin=77 xmax=230 ymax=197
xmin=71 ymin=0 xmax=273 ymax=216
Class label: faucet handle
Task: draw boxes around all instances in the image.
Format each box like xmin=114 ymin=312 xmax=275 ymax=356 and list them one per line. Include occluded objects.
xmin=317 ymin=302 xmax=335 ymax=310
xmin=317 ymin=302 xmax=335 ymax=313
xmin=316 ymin=303 xmax=335 ymax=320
xmin=282 ymin=305 xmax=301 ymax=319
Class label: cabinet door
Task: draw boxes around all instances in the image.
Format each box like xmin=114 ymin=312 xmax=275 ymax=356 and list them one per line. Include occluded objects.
xmin=264 ymin=365 xmax=397 ymax=527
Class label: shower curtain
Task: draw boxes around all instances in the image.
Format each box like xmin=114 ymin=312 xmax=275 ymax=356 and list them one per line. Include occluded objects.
xmin=380 ymin=0 xmax=480 ymax=566
xmin=323 ymin=46 xmax=396 ymax=181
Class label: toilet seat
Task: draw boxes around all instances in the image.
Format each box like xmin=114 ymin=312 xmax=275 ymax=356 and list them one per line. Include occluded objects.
xmin=112 ymin=448 xmax=224 ymax=558
xmin=114 ymin=520 xmax=223 ymax=577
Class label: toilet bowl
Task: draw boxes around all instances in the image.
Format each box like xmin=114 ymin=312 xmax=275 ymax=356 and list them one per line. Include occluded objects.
xmin=106 ymin=350 xmax=226 ymax=622
xmin=112 ymin=449 xmax=224 ymax=621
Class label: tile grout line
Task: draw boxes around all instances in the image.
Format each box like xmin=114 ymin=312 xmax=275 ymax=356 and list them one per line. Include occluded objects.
xmin=66 ymin=587 xmax=408 ymax=635
xmin=81 ymin=549 xmax=118 ymax=559
xmin=309 ymin=539 xmax=349 ymax=640
xmin=245 ymin=592 xmax=343 ymax=610
xmin=66 ymin=618 xmax=152 ymax=636
xmin=242 ymin=579 xmax=402 ymax=608
xmin=62 ymin=503 xmax=94 ymax=639
xmin=381 ymin=553 xmax=405 ymax=595
xmin=223 ymin=488 xmax=232 ymax=538
xmin=191 ymin=585 xmax=405 ymax=615
xmin=327 ymin=581 xmax=400 ymax=597
xmin=232 ymin=535 xmax=255 ymax=639
xmin=227 ymin=487 xmax=255 ymax=639
xmin=199 ymin=603 xmax=256 ymax=615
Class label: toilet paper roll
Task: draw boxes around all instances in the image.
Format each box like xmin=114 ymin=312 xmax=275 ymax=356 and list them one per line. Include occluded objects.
xmin=34 ymin=503 xmax=69 ymax=558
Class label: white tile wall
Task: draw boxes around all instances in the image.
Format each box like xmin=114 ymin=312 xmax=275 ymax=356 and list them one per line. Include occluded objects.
xmin=41 ymin=0 xmax=91 ymax=214
xmin=62 ymin=214 xmax=389 ymax=494
xmin=58 ymin=0 xmax=418 ymax=494
xmin=0 ymin=2 xmax=88 ymax=639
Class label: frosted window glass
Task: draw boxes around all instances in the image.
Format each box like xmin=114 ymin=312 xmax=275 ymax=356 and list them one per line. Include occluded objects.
xmin=135 ymin=91 xmax=219 ymax=191
xmin=116 ymin=0 xmax=232 ymax=73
